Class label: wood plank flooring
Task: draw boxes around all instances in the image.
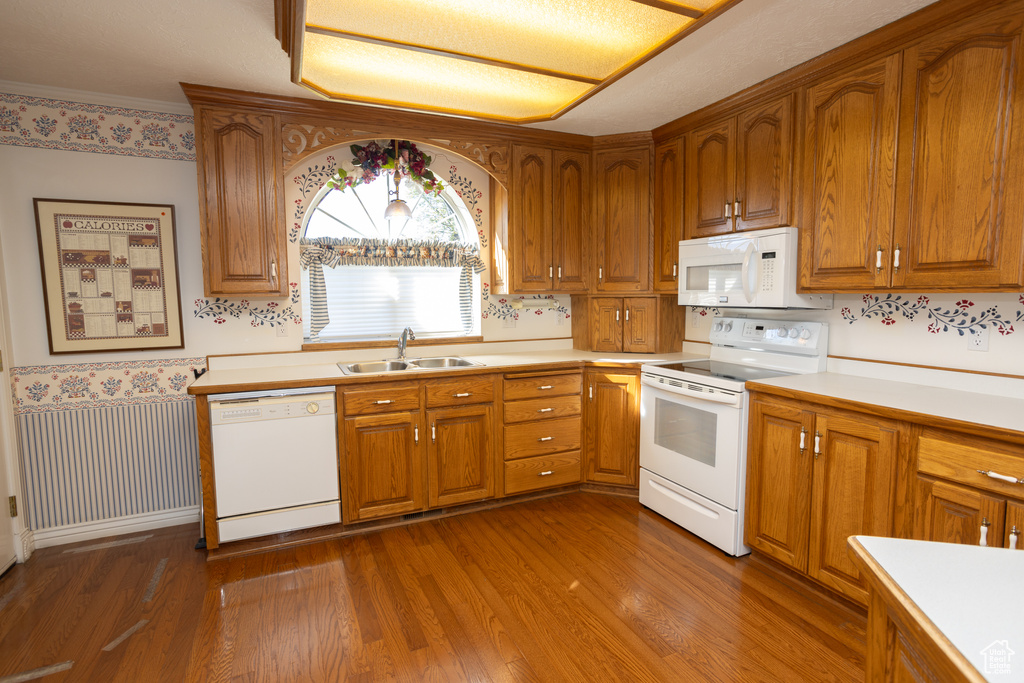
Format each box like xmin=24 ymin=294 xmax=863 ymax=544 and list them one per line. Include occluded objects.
xmin=0 ymin=492 xmax=865 ymax=682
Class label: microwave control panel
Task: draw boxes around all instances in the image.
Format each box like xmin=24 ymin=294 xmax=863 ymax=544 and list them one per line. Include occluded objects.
xmin=709 ymin=317 xmax=827 ymax=355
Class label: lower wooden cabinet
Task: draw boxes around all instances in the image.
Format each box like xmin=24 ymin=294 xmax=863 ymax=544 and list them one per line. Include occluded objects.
xmin=584 ymin=369 xmax=639 ymax=487
xmin=427 ymin=404 xmax=494 ymax=507
xmin=746 ymin=394 xmax=898 ymax=603
xmin=343 ymin=410 xmax=424 ymax=522
xmin=913 ymin=431 xmax=1024 ymax=549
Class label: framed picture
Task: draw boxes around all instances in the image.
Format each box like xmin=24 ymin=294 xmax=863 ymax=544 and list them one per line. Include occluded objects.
xmin=33 ymin=198 xmax=185 ymax=354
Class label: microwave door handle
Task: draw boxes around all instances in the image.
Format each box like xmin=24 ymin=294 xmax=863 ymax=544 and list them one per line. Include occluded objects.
xmin=740 ymin=241 xmax=757 ymax=303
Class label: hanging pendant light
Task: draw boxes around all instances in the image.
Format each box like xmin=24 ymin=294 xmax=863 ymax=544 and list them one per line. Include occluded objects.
xmin=384 ymin=139 xmax=413 ymax=221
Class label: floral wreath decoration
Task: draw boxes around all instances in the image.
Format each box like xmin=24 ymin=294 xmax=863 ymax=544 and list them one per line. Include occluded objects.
xmin=327 ymin=140 xmax=444 ymax=196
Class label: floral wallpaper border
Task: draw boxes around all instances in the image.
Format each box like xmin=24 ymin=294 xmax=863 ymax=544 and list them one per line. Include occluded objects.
xmin=193 ymin=284 xmax=302 ymax=328
xmin=11 ymin=357 xmax=206 ymax=414
xmin=841 ymin=294 xmax=1024 ymax=335
xmin=0 ymin=92 xmax=195 ymax=162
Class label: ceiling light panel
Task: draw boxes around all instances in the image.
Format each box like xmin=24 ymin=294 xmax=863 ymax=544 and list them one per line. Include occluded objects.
xmin=301 ymin=32 xmax=592 ymax=121
xmin=306 ymin=0 xmax=694 ymax=81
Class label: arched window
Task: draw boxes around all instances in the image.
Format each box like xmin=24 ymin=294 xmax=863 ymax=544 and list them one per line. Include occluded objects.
xmin=299 ymin=169 xmax=483 ymax=343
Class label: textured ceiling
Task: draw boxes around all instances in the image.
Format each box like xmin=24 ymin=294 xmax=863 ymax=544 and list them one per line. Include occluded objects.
xmin=0 ymin=0 xmax=936 ymax=136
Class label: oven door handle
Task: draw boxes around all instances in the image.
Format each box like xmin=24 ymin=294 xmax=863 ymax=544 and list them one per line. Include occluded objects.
xmin=641 ymin=375 xmax=741 ymax=406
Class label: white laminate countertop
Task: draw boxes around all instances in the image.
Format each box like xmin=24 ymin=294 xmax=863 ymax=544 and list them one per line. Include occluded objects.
xmin=747 ymin=372 xmax=1024 ymax=435
xmin=853 ymin=536 xmax=1024 ymax=681
xmin=188 ymin=347 xmax=706 ymax=394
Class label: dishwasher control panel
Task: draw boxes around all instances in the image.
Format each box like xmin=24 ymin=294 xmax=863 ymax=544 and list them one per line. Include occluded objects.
xmin=209 ymin=392 xmax=335 ymax=425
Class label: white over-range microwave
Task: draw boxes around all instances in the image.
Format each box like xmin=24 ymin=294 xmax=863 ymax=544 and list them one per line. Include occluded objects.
xmin=678 ymin=227 xmax=833 ymax=309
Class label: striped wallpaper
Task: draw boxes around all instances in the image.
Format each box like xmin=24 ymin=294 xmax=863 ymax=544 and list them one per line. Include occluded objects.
xmin=17 ymin=400 xmax=200 ymax=530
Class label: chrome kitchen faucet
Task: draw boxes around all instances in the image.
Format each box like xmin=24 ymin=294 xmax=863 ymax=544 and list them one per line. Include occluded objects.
xmin=397 ymin=327 xmax=415 ymax=361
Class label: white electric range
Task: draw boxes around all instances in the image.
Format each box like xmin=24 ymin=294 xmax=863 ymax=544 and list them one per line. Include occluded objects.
xmin=639 ymin=316 xmax=829 ymax=556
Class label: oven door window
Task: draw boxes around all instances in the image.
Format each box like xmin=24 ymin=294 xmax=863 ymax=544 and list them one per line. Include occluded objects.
xmin=653 ymin=396 xmax=717 ymax=467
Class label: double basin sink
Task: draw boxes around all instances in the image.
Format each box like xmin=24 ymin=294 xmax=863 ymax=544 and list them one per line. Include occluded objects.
xmin=339 ymin=356 xmax=481 ymax=375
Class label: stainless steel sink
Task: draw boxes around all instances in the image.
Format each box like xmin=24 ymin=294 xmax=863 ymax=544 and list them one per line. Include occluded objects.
xmin=339 ymin=360 xmax=410 ymax=375
xmin=408 ymin=356 xmax=481 ymax=369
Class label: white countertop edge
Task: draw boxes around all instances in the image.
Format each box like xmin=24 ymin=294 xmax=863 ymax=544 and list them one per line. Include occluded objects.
xmin=854 ymin=536 xmax=1024 ymax=681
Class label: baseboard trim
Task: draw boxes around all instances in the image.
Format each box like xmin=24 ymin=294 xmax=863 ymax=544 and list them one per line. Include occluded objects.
xmin=32 ymin=506 xmax=200 ymax=549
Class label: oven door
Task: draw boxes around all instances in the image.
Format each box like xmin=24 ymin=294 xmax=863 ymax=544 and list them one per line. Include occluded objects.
xmin=639 ymin=376 xmax=745 ymax=510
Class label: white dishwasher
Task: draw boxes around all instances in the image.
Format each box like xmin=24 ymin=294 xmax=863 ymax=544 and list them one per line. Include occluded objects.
xmin=209 ymin=387 xmax=340 ymax=543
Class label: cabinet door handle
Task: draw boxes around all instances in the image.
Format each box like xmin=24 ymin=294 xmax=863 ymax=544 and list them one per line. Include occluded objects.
xmin=893 ymin=244 xmax=901 ymax=273
xmin=616 ymin=309 xmax=620 ymax=322
xmin=539 ymin=470 xmax=553 ymax=476
xmin=539 ymin=385 xmax=553 ymax=390
xmin=980 ymin=517 xmax=991 ymax=547
xmin=558 ymin=266 xmax=562 ymax=279
xmin=431 ymin=422 xmax=436 ymax=443
xmin=549 ymin=265 xmax=554 ymax=278
xmin=876 ymin=245 xmax=883 ymax=273
xmin=625 ymin=308 xmax=630 ymax=322
xmin=813 ymin=431 xmax=822 ymax=459
xmin=977 ymin=469 xmax=1024 ymax=485
xmin=271 ymin=259 xmax=277 ymax=280
xmin=453 ymin=392 xmax=471 ymax=398
xmin=1010 ymin=526 xmax=1020 ymax=550
xmin=538 ymin=436 xmax=553 ymax=442
xmin=589 ymin=384 xmax=593 ymax=401
xmin=414 ymin=425 xmax=419 ymax=444
xmin=799 ymin=428 xmax=807 ymax=455
xmin=598 ymin=267 xmax=603 ymax=281
xmin=724 ymin=202 xmax=732 ymax=218
xmin=538 ymin=408 xmax=553 ymax=413
xmin=672 ymin=263 xmax=677 ymax=278
xmin=734 ymin=200 xmax=741 ymax=218
xmin=374 ymin=399 xmax=392 ymax=405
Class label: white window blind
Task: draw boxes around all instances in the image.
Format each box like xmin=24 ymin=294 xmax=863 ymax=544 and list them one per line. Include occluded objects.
xmin=301 ymin=265 xmax=472 ymax=341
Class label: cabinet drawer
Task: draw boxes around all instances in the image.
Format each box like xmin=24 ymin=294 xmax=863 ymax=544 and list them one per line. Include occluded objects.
xmin=343 ymin=383 xmax=420 ymax=415
xmin=504 ymin=395 xmax=581 ymax=424
xmin=503 ymin=373 xmax=582 ymax=401
xmin=424 ymin=375 xmax=495 ymax=408
xmin=504 ymin=416 xmax=581 ymax=460
xmin=504 ymin=452 xmax=581 ymax=495
xmin=918 ymin=435 xmax=1024 ymax=499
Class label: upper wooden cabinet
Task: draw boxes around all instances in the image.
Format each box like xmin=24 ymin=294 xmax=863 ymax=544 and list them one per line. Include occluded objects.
xmin=653 ymin=138 xmax=684 ymax=292
xmin=802 ymin=8 xmax=1024 ymax=292
xmin=685 ymin=95 xmax=794 ymax=239
xmin=194 ymin=108 xmax=287 ymax=296
xmin=507 ymin=144 xmax=589 ymax=293
xmin=593 ymin=146 xmax=651 ymax=292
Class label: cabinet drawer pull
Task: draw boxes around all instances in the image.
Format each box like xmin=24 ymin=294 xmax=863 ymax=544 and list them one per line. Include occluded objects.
xmin=538 ymin=385 xmax=554 ymax=390
xmin=374 ymin=399 xmax=393 ymax=405
xmin=538 ymin=436 xmax=553 ymax=442
xmin=976 ymin=469 xmax=1024 ymax=485
xmin=980 ymin=517 xmax=991 ymax=547
xmin=1010 ymin=526 xmax=1020 ymax=550
xmin=539 ymin=470 xmax=553 ymax=476
xmin=538 ymin=408 xmax=553 ymax=413
xmin=453 ymin=392 xmax=471 ymax=398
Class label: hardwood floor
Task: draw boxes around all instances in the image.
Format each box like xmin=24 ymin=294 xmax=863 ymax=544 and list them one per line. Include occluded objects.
xmin=0 ymin=493 xmax=865 ymax=682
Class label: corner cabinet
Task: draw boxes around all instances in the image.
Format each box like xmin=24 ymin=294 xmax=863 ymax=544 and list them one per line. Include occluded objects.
xmin=584 ymin=369 xmax=640 ymax=487
xmin=593 ymin=146 xmax=651 ymax=292
xmin=507 ymin=144 xmax=589 ymax=293
xmin=746 ymin=394 xmax=898 ymax=603
xmin=570 ymin=295 xmax=686 ymax=354
xmin=685 ymin=94 xmax=794 ymax=239
xmin=193 ymin=107 xmax=287 ymax=296
xmin=802 ymin=7 xmax=1024 ymax=292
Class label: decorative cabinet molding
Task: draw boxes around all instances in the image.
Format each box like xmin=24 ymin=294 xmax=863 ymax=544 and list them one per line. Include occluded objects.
xmin=194 ymin=108 xmax=287 ymax=296
xmin=653 ymin=138 xmax=684 ymax=292
xmin=684 ymin=94 xmax=794 ymax=240
xmin=593 ymin=146 xmax=651 ymax=292
xmin=802 ymin=6 xmax=1024 ymax=292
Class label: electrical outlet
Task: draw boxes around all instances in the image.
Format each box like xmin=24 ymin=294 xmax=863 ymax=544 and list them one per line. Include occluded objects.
xmin=968 ymin=327 xmax=990 ymax=352
xmin=276 ymin=324 xmax=288 ymax=337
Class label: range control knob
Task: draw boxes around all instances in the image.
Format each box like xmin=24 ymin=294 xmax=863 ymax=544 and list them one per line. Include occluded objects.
xmin=712 ymin=322 xmax=723 ymax=332
xmin=800 ymin=328 xmax=812 ymax=340
xmin=788 ymin=327 xmax=800 ymax=339
xmin=776 ymin=326 xmax=788 ymax=337
xmin=306 ymin=401 xmax=320 ymax=415
xmin=722 ymin=322 xmax=733 ymax=333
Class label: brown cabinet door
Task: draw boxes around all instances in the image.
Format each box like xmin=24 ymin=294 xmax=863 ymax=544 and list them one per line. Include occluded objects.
xmin=653 ymin=138 xmax=684 ymax=291
xmin=1005 ymin=501 xmax=1024 ymax=550
xmin=915 ymin=477 xmax=1007 ymax=547
xmin=589 ymin=298 xmax=623 ymax=352
xmin=735 ymin=94 xmax=794 ymax=232
xmin=893 ymin=11 xmax=1024 ymax=290
xmin=427 ymin=404 xmax=494 ymax=507
xmin=801 ymin=54 xmax=902 ymax=290
xmin=745 ymin=397 xmax=814 ymax=571
xmin=807 ymin=411 xmax=898 ymax=602
xmin=584 ymin=370 xmax=639 ymax=486
xmin=197 ymin=108 xmax=286 ymax=295
xmin=622 ymin=297 xmax=656 ymax=353
xmin=686 ymin=118 xmax=735 ymax=238
xmin=342 ymin=412 xmax=424 ymax=522
xmin=508 ymin=145 xmax=553 ymax=292
xmin=594 ymin=147 xmax=650 ymax=292
xmin=552 ymin=149 xmax=590 ymax=292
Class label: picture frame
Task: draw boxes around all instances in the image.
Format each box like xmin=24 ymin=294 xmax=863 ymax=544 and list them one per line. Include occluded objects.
xmin=33 ymin=198 xmax=185 ymax=354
